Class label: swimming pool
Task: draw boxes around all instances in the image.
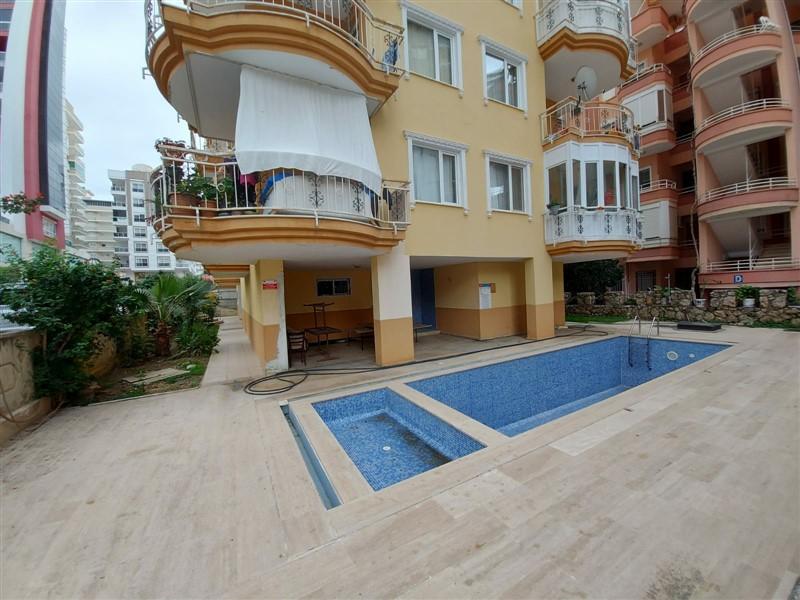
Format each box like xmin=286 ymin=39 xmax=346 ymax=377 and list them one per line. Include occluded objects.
xmin=408 ymin=336 xmax=728 ymax=437
xmin=313 ymin=388 xmax=484 ymax=491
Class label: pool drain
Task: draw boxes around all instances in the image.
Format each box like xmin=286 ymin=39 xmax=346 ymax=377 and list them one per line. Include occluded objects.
xmin=382 ymin=445 xmax=392 ymax=452
xmin=666 ymin=351 xmax=679 ymax=361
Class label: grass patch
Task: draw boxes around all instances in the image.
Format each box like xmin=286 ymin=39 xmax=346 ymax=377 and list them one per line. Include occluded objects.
xmin=745 ymin=320 xmax=800 ymax=331
xmin=566 ymin=314 xmax=630 ymax=324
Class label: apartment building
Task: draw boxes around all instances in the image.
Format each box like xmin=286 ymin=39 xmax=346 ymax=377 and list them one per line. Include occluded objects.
xmin=64 ymin=99 xmax=92 ymax=259
xmin=614 ymin=0 xmax=799 ymax=293
xmin=109 ymin=165 xmax=202 ymax=279
xmin=0 ymin=0 xmax=67 ymax=262
xmin=144 ymin=0 xmax=642 ymax=370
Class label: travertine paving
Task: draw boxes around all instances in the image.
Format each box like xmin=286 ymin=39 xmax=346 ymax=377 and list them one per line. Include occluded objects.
xmin=1 ymin=325 xmax=798 ymax=599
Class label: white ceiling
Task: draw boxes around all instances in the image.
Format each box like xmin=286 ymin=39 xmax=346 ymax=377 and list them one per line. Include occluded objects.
xmin=545 ymin=49 xmax=623 ymax=102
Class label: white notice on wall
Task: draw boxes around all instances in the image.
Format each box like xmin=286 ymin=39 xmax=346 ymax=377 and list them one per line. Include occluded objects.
xmin=479 ymin=284 xmax=492 ymax=310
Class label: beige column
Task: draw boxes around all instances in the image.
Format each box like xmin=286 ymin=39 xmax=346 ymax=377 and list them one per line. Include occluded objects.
xmin=247 ymin=260 xmax=288 ymax=371
xmin=551 ymin=262 xmax=566 ymax=327
xmin=524 ymin=256 xmax=556 ymax=340
xmin=371 ymin=243 xmax=414 ymax=366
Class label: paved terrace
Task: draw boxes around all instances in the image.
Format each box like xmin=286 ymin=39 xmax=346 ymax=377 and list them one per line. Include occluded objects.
xmin=1 ymin=324 xmax=798 ymax=598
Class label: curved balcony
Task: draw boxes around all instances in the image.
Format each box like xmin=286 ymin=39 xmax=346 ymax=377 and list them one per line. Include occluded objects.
xmin=535 ymin=0 xmax=636 ymax=101
xmin=691 ymin=24 xmax=782 ymax=89
xmin=631 ymin=5 xmax=671 ymax=52
xmin=618 ymin=64 xmax=672 ymax=98
xmin=698 ymin=177 xmax=798 ymax=221
xmin=694 ymin=99 xmax=792 ymax=155
xmin=144 ymin=0 xmax=404 ymax=139
xmin=540 ymin=99 xmax=638 ymax=152
xmin=544 ymin=207 xmax=642 ymax=262
xmin=151 ymin=145 xmax=409 ymax=265
xmin=640 ymin=179 xmax=678 ymax=205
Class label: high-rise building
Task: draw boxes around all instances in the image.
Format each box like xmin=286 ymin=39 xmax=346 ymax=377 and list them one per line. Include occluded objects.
xmin=143 ymin=0 xmax=647 ymax=370
xmin=614 ymin=0 xmax=799 ymax=293
xmin=109 ymin=165 xmax=202 ymax=279
xmin=0 ymin=0 xmax=67 ymax=262
xmin=64 ymin=99 xmax=90 ymax=258
xmin=82 ymin=197 xmax=116 ymax=266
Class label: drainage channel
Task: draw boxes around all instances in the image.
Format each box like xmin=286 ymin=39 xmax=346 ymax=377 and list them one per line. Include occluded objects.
xmin=280 ymin=404 xmax=341 ymax=509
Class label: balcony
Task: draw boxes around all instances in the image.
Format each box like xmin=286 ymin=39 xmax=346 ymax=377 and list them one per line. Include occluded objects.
xmin=535 ymin=0 xmax=635 ymax=101
xmin=544 ymin=207 xmax=642 ymax=263
xmin=144 ymin=0 xmax=404 ymax=140
xmin=152 ymin=144 xmax=410 ymax=265
xmin=631 ymin=4 xmax=671 ymax=52
xmin=694 ymin=99 xmax=792 ymax=155
xmin=618 ymin=64 xmax=672 ymax=98
xmin=691 ymin=24 xmax=782 ymax=89
xmin=540 ymin=99 xmax=638 ymax=152
xmin=698 ymin=177 xmax=798 ymax=221
xmin=699 ymin=256 xmax=800 ymax=288
xmin=640 ymin=179 xmax=678 ymax=204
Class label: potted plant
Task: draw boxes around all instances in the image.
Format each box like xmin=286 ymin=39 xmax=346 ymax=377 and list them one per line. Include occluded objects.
xmin=735 ymin=285 xmax=759 ymax=308
xmin=173 ymin=172 xmax=222 ymax=217
xmin=546 ymin=203 xmax=561 ymax=216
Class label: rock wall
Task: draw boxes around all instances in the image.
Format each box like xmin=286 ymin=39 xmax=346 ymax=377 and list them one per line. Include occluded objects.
xmin=566 ymin=289 xmax=800 ymax=327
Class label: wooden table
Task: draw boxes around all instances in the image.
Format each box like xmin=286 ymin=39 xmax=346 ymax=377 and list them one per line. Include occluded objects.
xmin=303 ymin=302 xmax=342 ymax=350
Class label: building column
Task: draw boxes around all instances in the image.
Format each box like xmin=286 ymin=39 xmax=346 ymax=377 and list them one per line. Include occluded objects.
xmin=552 ymin=262 xmax=566 ymax=327
xmin=371 ymin=243 xmax=414 ymax=366
xmin=248 ymin=260 xmax=288 ymax=371
xmin=524 ymin=257 xmax=556 ymax=340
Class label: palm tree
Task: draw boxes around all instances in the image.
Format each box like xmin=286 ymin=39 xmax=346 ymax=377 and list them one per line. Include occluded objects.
xmin=137 ymin=274 xmax=214 ymax=356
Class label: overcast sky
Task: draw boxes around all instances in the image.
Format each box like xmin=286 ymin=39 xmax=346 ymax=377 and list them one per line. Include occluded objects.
xmin=65 ymin=0 xmax=188 ymax=198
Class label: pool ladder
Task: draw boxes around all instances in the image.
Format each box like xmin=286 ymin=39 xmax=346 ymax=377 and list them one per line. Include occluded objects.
xmin=628 ymin=315 xmax=659 ymax=370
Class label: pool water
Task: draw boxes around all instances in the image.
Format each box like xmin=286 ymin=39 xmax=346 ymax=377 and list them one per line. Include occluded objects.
xmin=408 ymin=336 xmax=728 ymax=437
xmin=313 ymin=388 xmax=484 ymax=490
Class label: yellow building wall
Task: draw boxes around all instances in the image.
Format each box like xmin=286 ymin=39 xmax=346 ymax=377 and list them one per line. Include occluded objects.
xmin=284 ymin=269 xmax=373 ymax=340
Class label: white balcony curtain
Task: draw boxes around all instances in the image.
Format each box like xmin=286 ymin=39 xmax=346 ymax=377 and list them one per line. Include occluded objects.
xmin=235 ymin=65 xmax=383 ymax=193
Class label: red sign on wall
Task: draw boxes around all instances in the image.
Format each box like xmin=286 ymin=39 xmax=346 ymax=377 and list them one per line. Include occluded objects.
xmin=262 ymin=279 xmax=279 ymax=290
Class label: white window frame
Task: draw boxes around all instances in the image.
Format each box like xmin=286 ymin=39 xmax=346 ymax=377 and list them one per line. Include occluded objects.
xmin=638 ymin=166 xmax=652 ymax=189
xmin=503 ymin=0 xmax=524 ymax=15
xmin=401 ymin=1 xmax=464 ymax=93
xmin=42 ymin=218 xmax=57 ymax=239
xmin=133 ymin=213 xmax=146 ymax=223
xmin=483 ymin=150 xmax=532 ymax=219
xmin=479 ymin=36 xmax=528 ymax=115
xmin=133 ymin=226 xmax=147 ymax=238
xmin=131 ymin=181 xmax=145 ymax=193
xmin=133 ymin=241 xmax=148 ymax=253
xmin=157 ymin=257 xmax=172 ymax=268
xmin=404 ymin=131 xmax=469 ymax=213
xmin=134 ymin=256 xmax=149 ymax=269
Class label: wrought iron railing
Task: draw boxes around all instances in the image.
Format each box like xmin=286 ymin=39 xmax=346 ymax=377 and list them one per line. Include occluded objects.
xmin=691 ymin=22 xmax=779 ymax=64
xmin=540 ymin=98 xmax=637 ymax=148
xmin=145 ymin=0 xmax=405 ymax=73
xmin=535 ymin=0 xmax=636 ymax=68
xmin=152 ymin=143 xmax=410 ymax=230
xmin=544 ymin=207 xmax=642 ymax=245
xmin=696 ymin=98 xmax=789 ymax=133
xmin=700 ymin=177 xmax=797 ymax=204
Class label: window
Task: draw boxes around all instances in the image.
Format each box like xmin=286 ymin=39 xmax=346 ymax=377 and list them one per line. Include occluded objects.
xmin=639 ymin=167 xmax=651 ymax=189
xmin=111 ymin=182 xmax=124 ymax=192
xmin=132 ymin=198 xmax=145 ymax=208
xmin=571 ymin=160 xmax=581 ymax=208
xmin=157 ymin=245 xmax=169 ymax=253
xmin=488 ymin=159 xmax=526 ymax=212
xmin=134 ymin=241 xmax=148 ymax=253
xmin=134 ymin=257 xmax=149 ymax=268
xmin=407 ymin=132 xmax=468 ymax=207
xmin=618 ymin=163 xmax=628 ymax=208
xmin=603 ymin=161 xmax=617 ymax=207
xmin=157 ymin=257 xmax=171 ymax=268
xmin=585 ymin=162 xmax=599 ymax=207
xmin=42 ymin=218 xmax=57 ymax=239
xmin=636 ymin=271 xmax=656 ymax=292
xmin=133 ymin=227 xmax=147 ymax=238
xmin=316 ymin=278 xmax=351 ymax=297
xmin=131 ymin=182 xmax=145 ymax=193
xmin=631 ymin=175 xmax=639 ymax=210
xmin=133 ymin=213 xmax=145 ymax=223
xmin=481 ymin=37 xmax=526 ymax=111
xmin=547 ymin=163 xmax=568 ymax=208
xmin=403 ymin=2 xmax=462 ymax=89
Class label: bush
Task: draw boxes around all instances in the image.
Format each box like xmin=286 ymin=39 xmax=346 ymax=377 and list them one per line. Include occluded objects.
xmin=624 ymin=298 xmax=637 ymax=306
xmin=564 ymin=260 xmax=624 ymax=298
xmin=734 ymin=285 xmax=759 ymax=301
xmin=175 ymin=322 xmax=219 ymax=357
xmin=788 ymin=287 xmax=798 ymax=306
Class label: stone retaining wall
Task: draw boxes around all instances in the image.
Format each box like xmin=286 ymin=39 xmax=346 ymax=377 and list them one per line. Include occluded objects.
xmin=566 ymin=289 xmax=800 ymax=327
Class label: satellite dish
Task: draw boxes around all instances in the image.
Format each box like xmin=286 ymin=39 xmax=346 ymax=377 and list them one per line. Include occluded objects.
xmin=574 ymin=66 xmax=598 ymax=100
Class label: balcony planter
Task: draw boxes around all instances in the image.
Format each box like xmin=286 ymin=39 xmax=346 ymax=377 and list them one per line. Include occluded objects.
xmin=169 ymin=192 xmax=218 ymax=218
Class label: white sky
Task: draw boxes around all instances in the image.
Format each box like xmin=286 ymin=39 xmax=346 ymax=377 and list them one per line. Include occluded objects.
xmin=65 ymin=0 xmax=188 ymax=198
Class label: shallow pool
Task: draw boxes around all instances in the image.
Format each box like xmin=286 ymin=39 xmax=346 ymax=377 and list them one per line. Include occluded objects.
xmin=408 ymin=336 xmax=728 ymax=437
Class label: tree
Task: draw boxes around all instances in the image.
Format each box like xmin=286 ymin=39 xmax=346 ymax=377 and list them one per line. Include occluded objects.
xmin=564 ymin=260 xmax=624 ymax=298
xmin=2 ymin=247 xmax=142 ymax=403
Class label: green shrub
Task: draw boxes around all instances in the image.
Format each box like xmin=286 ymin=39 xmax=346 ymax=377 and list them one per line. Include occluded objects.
xmin=787 ymin=287 xmax=798 ymax=306
xmin=734 ymin=285 xmax=760 ymax=301
xmin=624 ymin=298 xmax=637 ymax=306
xmin=176 ymin=322 xmax=219 ymax=357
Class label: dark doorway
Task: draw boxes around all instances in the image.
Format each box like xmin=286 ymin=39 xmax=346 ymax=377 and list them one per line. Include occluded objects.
xmin=411 ymin=269 xmax=436 ymax=328
xmin=675 ymin=268 xmax=694 ymax=291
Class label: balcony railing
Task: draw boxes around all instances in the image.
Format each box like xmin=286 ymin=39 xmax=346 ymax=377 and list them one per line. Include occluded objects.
xmin=640 ymin=179 xmax=676 ymax=193
xmin=540 ymin=98 xmax=638 ymax=149
xmin=691 ymin=22 xmax=779 ymax=65
xmin=145 ymin=0 xmax=405 ymax=73
xmin=696 ymin=98 xmax=789 ymax=133
xmin=700 ymin=177 xmax=797 ymax=204
xmin=544 ymin=207 xmax=642 ymax=245
xmin=153 ymin=143 xmax=410 ymax=230
xmin=535 ymin=0 xmax=635 ymax=66
xmin=704 ymin=257 xmax=800 ymax=272
xmin=620 ymin=63 xmax=670 ymax=89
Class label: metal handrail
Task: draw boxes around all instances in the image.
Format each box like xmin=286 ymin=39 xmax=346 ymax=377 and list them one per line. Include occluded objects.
xmin=691 ymin=22 xmax=779 ymax=64
xmin=696 ymin=98 xmax=789 ymax=132
xmin=703 ymin=257 xmax=800 ymax=273
xmin=620 ymin=63 xmax=671 ymax=88
xmin=700 ymin=177 xmax=797 ymax=204
xmin=640 ymin=179 xmax=676 ymax=193
xmin=540 ymin=97 xmax=638 ymax=147
xmin=675 ymin=132 xmax=693 ymax=144
xmin=145 ymin=0 xmax=406 ymax=73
